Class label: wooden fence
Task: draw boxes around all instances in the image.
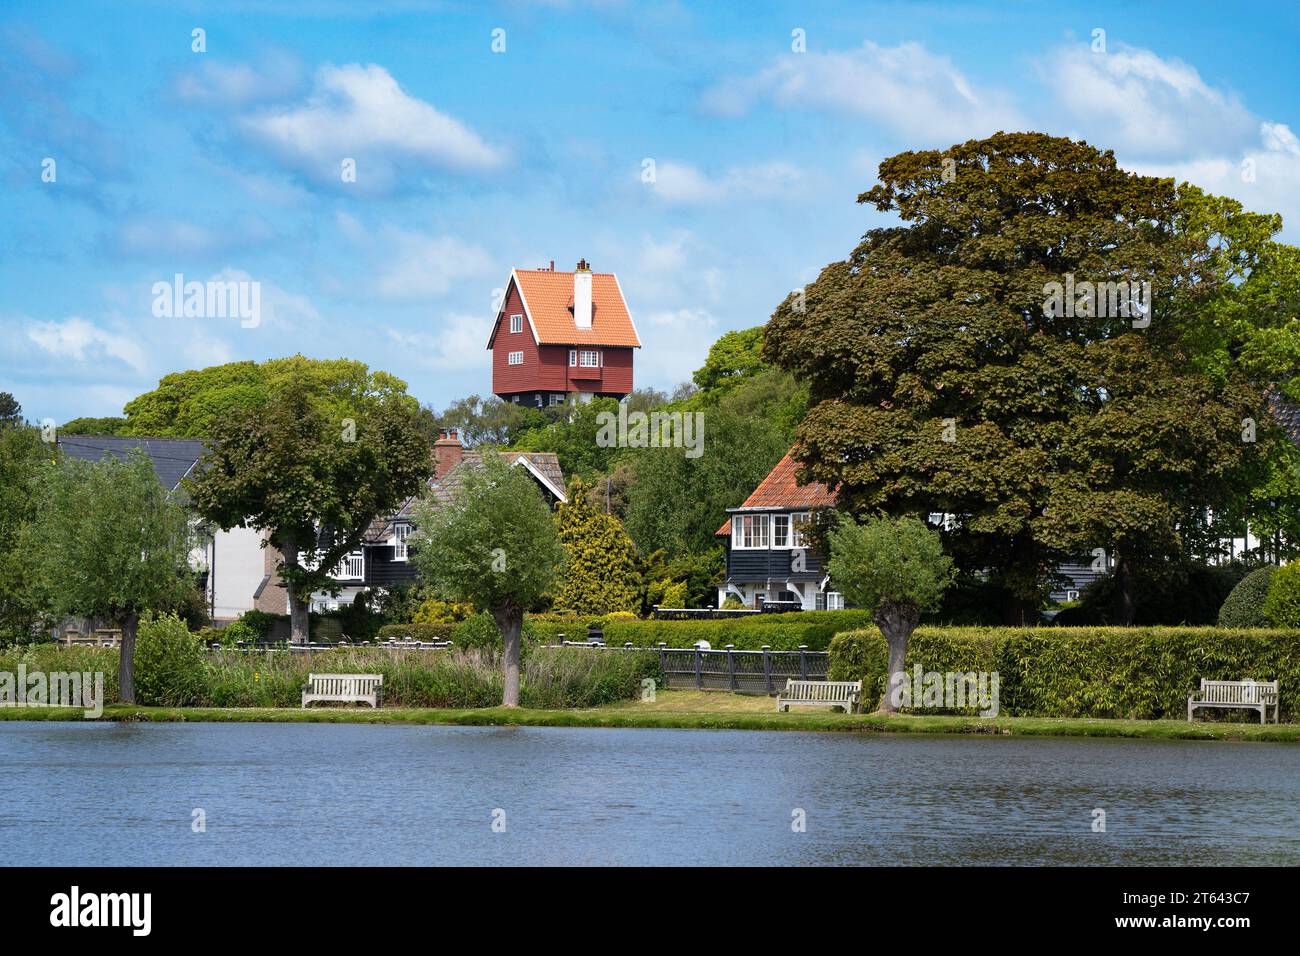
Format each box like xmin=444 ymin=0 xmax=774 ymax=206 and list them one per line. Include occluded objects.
xmin=552 ymin=641 xmax=829 ymax=694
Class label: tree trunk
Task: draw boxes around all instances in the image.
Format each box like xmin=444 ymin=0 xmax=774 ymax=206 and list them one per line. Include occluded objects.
xmin=1111 ymin=555 xmax=1135 ymax=626
xmin=873 ymin=600 xmax=919 ymax=713
xmin=119 ymin=610 xmax=139 ymax=705
xmin=493 ymin=604 xmax=522 ymax=708
xmin=281 ymin=541 xmax=310 ymax=644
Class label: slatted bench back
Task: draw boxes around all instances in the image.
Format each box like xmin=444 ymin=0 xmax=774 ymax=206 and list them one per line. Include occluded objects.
xmin=783 ymin=680 xmax=861 ymax=702
xmin=307 ymin=673 xmax=383 ymax=697
xmin=1200 ymin=679 xmax=1278 ymax=704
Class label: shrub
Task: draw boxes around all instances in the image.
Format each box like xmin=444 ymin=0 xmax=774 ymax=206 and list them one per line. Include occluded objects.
xmin=1058 ymin=562 xmax=1251 ymax=626
xmin=413 ymin=599 xmax=473 ymax=625
xmin=134 ymin=613 xmax=205 ymax=706
xmin=236 ymin=609 xmax=283 ymax=641
xmin=828 ymin=625 xmax=1300 ymax=719
xmin=376 ymin=622 xmax=455 ymax=642
xmin=1219 ymin=567 xmax=1276 ymax=627
xmin=1263 ymin=564 xmax=1300 ymax=627
xmin=721 ymin=595 xmax=746 ymax=610
xmin=658 ymin=581 xmax=689 ymax=609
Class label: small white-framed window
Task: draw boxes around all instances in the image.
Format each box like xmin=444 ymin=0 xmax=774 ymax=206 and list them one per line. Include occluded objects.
xmin=579 ymin=350 xmax=600 ymax=367
xmin=816 ymin=590 xmax=844 ymax=611
xmin=791 ymin=512 xmax=811 ymax=548
xmin=509 ymin=313 xmax=523 ymax=334
xmin=511 ymin=395 xmax=520 ymax=403
xmin=393 ymin=523 xmax=411 ymax=561
xmin=549 ymin=393 xmax=563 ymax=407
xmin=772 ymin=514 xmax=790 ymax=548
xmin=569 ymin=349 xmax=577 ymax=367
xmin=508 ymin=351 xmax=524 ymax=366
xmin=731 ymin=514 xmax=769 ymax=549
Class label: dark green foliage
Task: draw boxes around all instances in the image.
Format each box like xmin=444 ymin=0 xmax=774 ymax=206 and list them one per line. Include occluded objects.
xmin=1262 ymin=563 xmax=1300 ymax=627
xmin=1057 ymin=562 xmax=1251 ymax=625
xmin=829 ymin=626 xmax=1300 ymax=720
xmin=1218 ymin=566 xmax=1274 ymax=627
xmin=599 ymin=610 xmax=874 ymax=651
xmin=133 ymin=614 xmax=205 ymax=706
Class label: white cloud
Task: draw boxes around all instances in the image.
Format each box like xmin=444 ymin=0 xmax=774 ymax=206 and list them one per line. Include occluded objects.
xmin=702 ymin=41 xmax=1025 ymax=143
xmin=338 ymin=219 xmax=496 ymax=302
xmin=1039 ymin=44 xmax=1256 ymax=159
xmin=173 ymin=52 xmax=304 ymax=109
xmin=648 ymin=159 xmax=803 ymax=205
xmin=26 ymin=317 xmax=147 ymax=372
xmin=238 ymin=63 xmax=505 ymax=189
xmin=386 ymin=314 xmax=490 ymax=371
xmin=111 ymin=216 xmax=275 ymax=259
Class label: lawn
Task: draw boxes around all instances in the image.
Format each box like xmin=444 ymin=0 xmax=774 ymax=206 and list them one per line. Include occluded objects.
xmin=3 ymin=690 xmax=1299 ymax=741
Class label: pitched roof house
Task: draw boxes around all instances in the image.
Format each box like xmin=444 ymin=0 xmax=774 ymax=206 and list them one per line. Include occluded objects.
xmin=715 ymin=451 xmax=843 ymax=611
xmin=487 ymin=259 xmax=640 ymax=408
xmin=296 ymin=429 xmax=567 ymax=611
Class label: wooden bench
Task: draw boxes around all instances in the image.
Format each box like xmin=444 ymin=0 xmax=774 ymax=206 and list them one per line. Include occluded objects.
xmin=302 ymin=673 xmax=383 ymax=709
xmin=777 ymin=679 xmax=861 ymax=714
xmin=1188 ymin=679 xmax=1279 ymax=724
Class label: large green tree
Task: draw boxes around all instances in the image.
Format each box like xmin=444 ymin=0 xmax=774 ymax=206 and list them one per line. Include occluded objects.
xmin=765 ymin=132 xmax=1265 ymax=623
xmin=411 ymin=451 xmax=565 ymax=706
xmin=552 ymin=477 xmax=640 ymax=614
xmin=21 ymin=451 xmax=194 ymax=701
xmin=0 ymin=416 xmax=51 ymax=643
xmin=187 ymin=374 xmax=429 ymax=643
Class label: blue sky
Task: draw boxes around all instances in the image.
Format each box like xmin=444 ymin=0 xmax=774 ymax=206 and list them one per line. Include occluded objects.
xmin=2 ymin=0 xmax=1298 ymax=426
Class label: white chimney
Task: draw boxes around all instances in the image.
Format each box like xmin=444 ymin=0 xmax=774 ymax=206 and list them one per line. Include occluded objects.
xmin=573 ymin=259 xmax=592 ymax=330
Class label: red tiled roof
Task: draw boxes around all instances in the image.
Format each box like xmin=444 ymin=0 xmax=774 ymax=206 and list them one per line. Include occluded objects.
xmin=497 ymin=269 xmax=641 ymax=348
xmin=714 ymin=451 xmax=839 ymax=536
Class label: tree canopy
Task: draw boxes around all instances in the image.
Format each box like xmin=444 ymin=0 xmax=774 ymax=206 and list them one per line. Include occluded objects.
xmin=765 ymin=132 xmax=1278 ymax=623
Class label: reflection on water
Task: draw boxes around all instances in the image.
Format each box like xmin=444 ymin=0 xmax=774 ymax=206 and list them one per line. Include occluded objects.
xmin=1 ymin=723 xmax=1296 ymax=866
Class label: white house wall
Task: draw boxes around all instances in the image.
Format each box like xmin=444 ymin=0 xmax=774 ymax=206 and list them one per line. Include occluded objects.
xmin=209 ymin=526 xmax=265 ymax=621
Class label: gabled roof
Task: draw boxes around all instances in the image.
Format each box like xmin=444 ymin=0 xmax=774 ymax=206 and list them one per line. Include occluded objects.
xmin=56 ymin=435 xmax=206 ymax=492
xmin=715 ymin=450 xmax=839 ymax=536
xmin=487 ymin=268 xmax=641 ymax=349
xmin=364 ymin=450 xmax=566 ymax=543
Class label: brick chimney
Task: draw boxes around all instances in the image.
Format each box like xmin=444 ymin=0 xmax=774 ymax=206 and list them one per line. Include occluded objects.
xmin=433 ymin=428 xmax=463 ymax=478
xmin=573 ymin=258 xmax=592 ymax=330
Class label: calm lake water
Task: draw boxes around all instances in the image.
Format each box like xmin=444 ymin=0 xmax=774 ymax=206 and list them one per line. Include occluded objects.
xmin=1 ymin=722 xmax=1297 ymax=866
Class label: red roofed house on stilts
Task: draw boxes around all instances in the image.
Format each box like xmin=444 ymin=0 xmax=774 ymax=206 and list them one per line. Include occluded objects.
xmin=487 ymin=259 xmax=641 ymax=408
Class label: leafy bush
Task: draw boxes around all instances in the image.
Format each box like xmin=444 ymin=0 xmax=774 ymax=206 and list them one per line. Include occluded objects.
xmin=376 ymin=622 xmax=455 ymax=642
xmin=1219 ymin=567 xmax=1275 ymax=627
xmin=236 ymin=609 xmax=283 ymax=640
xmin=721 ymin=595 xmax=746 ymax=610
xmin=1263 ymin=564 xmax=1300 ymax=627
xmin=134 ymin=613 xmax=205 ymax=706
xmin=599 ymin=610 xmax=874 ymax=651
xmin=413 ymin=599 xmax=472 ymax=625
xmin=828 ymin=626 xmax=1300 ymax=719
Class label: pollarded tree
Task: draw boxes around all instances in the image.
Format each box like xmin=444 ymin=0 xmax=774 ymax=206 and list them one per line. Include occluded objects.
xmin=411 ymin=451 xmax=565 ymax=707
xmin=765 ymin=132 xmax=1263 ymax=624
xmin=552 ymin=477 xmax=641 ymax=615
xmin=188 ymin=374 xmax=430 ymax=644
xmin=21 ymin=451 xmax=194 ymax=702
xmin=827 ymin=516 xmax=953 ymax=712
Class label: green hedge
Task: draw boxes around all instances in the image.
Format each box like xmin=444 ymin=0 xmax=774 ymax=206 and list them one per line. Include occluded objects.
xmin=598 ymin=611 xmax=873 ymax=651
xmin=1219 ymin=567 xmax=1274 ymax=627
xmin=829 ymin=626 xmax=1300 ymax=720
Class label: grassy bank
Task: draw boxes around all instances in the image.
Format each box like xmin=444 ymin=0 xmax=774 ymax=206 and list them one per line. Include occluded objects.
xmin=4 ymin=690 xmax=1298 ymax=741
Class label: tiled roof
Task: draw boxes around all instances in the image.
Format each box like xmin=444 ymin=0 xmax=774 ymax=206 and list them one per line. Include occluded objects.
xmin=1267 ymin=389 xmax=1300 ymax=445
xmin=501 ymin=269 xmax=641 ymax=348
xmin=56 ymin=435 xmax=206 ymax=491
xmin=714 ymin=451 xmax=839 ymax=536
xmin=364 ymin=451 xmax=566 ymax=542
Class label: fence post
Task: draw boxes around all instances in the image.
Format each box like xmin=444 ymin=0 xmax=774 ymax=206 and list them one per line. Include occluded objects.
xmin=762 ymin=644 xmax=772 ymax=694
xmin=799 ymin=645 xmax=808 ymax=680
xmin=694 ymin=645 xmax=702 ymax=690
xmin=726 ymin=644 xmax=737 ymax=691
xmin=658 ymin=642 xmax=667 ymax=686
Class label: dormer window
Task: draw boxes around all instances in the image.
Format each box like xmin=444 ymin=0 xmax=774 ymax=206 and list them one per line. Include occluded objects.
xmin=509 ymin=314 xmax=523 ymax=334
xmin=393 ymin=522 xmax=411 ymax=561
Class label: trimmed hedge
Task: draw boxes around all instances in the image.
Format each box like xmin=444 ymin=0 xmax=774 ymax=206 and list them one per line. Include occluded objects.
xmin=1219 ymin=567 xmax=1274 ymax=627
xmin=599 ymin=610 xmax=875 ymax=651
xmin=829 ymin=626 xmax=1300 ymax=720
xmin=1262 ymin=564 xmax=1300 ymax=628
